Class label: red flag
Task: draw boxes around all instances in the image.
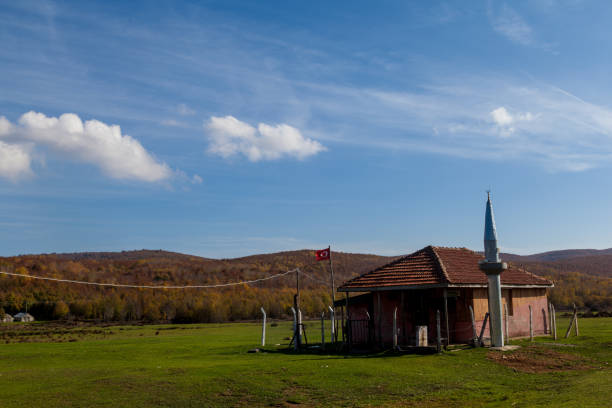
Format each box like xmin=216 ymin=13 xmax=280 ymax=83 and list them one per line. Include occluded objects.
xmin=315 ymin=247 xmax=330 ymax=261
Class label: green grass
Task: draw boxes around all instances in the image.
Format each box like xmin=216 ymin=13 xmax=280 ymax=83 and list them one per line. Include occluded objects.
xmin=0 ymin=317 xmax=610 ymax=407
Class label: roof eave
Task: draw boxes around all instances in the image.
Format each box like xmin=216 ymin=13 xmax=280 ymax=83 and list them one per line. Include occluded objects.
xmin=338 ymin=282 xmax=554 ymax=292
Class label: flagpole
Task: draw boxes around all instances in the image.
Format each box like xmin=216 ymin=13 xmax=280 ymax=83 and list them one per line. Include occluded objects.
xmin=329 ymin=246 xmax=336 ymax=341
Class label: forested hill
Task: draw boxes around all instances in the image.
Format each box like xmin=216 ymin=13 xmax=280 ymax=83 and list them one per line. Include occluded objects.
xmin=504 ymin=249 xmax=612 ymax=311
xmin=502 ymin=248 xmax=612 ymax=268
xmin=0 ymin=249 xmax=396 ymax=322
xmin=0 ymin=247 xmax=610 ymax=322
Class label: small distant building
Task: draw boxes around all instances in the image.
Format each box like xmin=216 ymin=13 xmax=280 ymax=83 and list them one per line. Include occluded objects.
xmin=1 ymin=314 xmax=14 ymax=323
xmin=13 ymin=312 xmax=35 ymax=322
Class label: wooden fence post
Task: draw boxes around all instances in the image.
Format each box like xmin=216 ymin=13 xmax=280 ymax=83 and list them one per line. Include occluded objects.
xmin=469 ymin=305 xmax=478 ymax=347
xmin=565 ymin=306 xmax=577 ymax=339
xmin=504 ymin=303 xmax=509 ymax=341
xmin=393 ymin=307 xmax=398 ymax=350
xmin=291 ymin=307 xmax=298 ymax=351
xmin=529 ymin=305 xmax=533 ymax=341
xmin=478 ymin=312 xmax=489 ymax=346
xmin=377 ymin=292 xmax=382 ymax=348
xmin=443 ymin=289 xmax=450 ymax=346
xmin=436 ymin=310 xmax=441 ymax=353
xmin=548 ymin=303 xmax=553 ymax=337
xmin=573 ymin=303 xmax=579 ymax=336
xmin=260 ymin=307 xmax=266 ymax=347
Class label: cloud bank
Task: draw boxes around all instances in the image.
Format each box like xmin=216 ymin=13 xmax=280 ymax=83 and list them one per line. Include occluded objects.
xmin=0 ymin=111 xmax=172 ymax=182
xmin=206 ymin=116 xmax=326 ymax=161
xmin=306 ymin=77 xmax=612 ymax=172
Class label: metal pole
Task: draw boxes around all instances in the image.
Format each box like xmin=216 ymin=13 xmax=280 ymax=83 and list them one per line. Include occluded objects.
xmin=296 ymin=268 xmax=300 ymax=303
xmin=328 ymin=247 xmax=336 ymax=341
xmin=260 ymin=307 xmax=266 ymax=347
xmin=321 ymin=311 xmax=325 ymax=349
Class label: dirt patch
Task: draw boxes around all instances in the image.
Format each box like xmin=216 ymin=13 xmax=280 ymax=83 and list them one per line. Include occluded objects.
xmin=487 ymin=345 xmax=595 ymax=373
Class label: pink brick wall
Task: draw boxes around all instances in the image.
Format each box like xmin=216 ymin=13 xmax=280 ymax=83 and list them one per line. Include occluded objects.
xmin=347 ymin=287 xmax=550 ymax=346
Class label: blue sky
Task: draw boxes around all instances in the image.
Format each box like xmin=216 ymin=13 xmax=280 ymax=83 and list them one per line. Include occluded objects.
xmin=2 ymin=0 xmax=612 ymax=257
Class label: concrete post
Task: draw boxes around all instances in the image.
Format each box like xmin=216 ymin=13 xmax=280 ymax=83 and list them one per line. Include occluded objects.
xmin=328 ymin=306 xmax=335 ymax=343
xmin=485 ymin=271 xmax=505 ymax=347
xmin=260 ymin=307 xmax=266 ymax=347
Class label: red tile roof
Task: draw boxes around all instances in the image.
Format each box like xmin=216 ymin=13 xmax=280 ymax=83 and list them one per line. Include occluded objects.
xmin=338 ymin=246 xmax=552 ymax=291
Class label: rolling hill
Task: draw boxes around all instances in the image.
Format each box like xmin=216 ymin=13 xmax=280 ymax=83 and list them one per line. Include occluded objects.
xmin=0 ymin=247 xmax=609 ymax=322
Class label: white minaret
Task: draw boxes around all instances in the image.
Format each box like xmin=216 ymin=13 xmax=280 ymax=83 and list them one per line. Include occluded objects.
xmin=479 ymin=192 xmax=507 ymax=347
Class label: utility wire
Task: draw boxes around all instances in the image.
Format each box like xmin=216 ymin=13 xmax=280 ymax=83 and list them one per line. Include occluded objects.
xmin=299 ymin=270 xmax=331 ymax=286
xmin=0 ymin=267 xmax=303 ymax=289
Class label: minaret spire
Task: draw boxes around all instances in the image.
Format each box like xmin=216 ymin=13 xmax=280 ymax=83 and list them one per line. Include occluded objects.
xmin=484 ymin=191 xmax=500 ymax=263
xmin=479 ymin=191 xmax=507 ymax=348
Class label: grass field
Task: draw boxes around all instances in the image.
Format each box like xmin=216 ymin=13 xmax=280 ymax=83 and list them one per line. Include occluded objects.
xmin=0 ymin=317 xmax=610 ymax=407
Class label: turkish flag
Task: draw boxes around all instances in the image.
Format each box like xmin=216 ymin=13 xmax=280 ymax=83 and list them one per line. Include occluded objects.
xmin=316 ymin=247 xmax=330 ymax=261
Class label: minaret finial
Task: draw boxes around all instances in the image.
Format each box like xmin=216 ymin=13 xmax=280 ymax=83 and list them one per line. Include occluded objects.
xmin=484 ymin=192 xmax=500 ymax=263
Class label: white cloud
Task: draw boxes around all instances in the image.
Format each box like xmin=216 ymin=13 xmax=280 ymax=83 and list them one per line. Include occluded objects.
xmin=490 ymin=106 xmax=537 ymax=137
xmin=177 ymin=103 xmax=195 ymax=116
xmin=489 ymin=4 xmax=534 ymax=46
xmin=206 ymin=116 xmax=326 ymax=161
xmin=490 ymin=107 xmax=514 ymax=126
xmin=0 ymin=116 xmax=12 ymax=136
xmin=192 ymin=174 xmax=203 ymax=184
xmin=1 ymin=111 xmax=172 ymax=182
xmin=0 ymin=141 xmax=32 ymax=181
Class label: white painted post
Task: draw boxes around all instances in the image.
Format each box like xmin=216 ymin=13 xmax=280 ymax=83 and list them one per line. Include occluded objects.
xmin=529 ymin=305 xmax=533 ymax=341
xmin=260 ymin=307 xmax=266 ymax=347
xmin=298 ymin=309 xmax=303 ymax=338
xmin=291 ymin=307 xmax=298 ymax=351
xmin=328 ymin=306 xmax=335 ymax=344
xmin=320 ymin=312 xmax=325 ymax=348
xmin=549 ymin=303 xmax=554 ymax=337
xmin=552 ymin=304 xmax=557 ymax=340
xmin=393 ymin=307 xmax=398 ymax=349
xmin=469 ymin=305 xmax=478 ymax=347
